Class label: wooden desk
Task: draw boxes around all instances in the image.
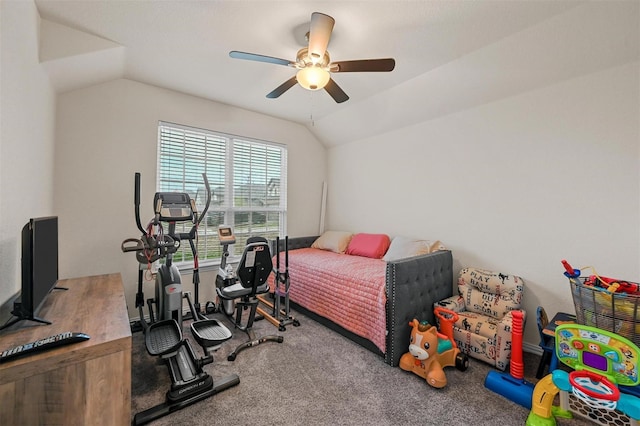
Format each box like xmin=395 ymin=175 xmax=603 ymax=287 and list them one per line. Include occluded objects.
xmin=0 ymin=273 xmax=131 ymax=425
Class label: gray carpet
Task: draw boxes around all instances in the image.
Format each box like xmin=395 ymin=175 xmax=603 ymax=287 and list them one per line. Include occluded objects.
xmin=131 ymin=309 xmax=591 ymax=425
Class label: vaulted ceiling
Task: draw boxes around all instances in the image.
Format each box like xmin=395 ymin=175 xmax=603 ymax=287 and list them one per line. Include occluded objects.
xmin=34 ymin=1 xmax=639 ymax=146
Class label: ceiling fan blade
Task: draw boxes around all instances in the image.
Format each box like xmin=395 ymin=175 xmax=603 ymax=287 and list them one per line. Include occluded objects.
xmin=266 ymin=76 xmax=298 ymax=99
xmin=229 ymin=51 xmax=293 ymax=67
xmin=324 ymin=78 xmax=349 ymax=103
xmin=308 ymin=12 xmax=335 ymax=62
xmin=331 ymin=58 xmax=396 ymax=73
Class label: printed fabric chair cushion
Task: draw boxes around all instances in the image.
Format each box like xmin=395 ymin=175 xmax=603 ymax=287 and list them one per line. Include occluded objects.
xmin=457 ymin=267 xmax=524 ymax=319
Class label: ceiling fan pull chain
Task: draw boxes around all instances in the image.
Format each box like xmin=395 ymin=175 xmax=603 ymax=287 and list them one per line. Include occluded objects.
xmin=309 ymin=92 xmax=315 ymax=126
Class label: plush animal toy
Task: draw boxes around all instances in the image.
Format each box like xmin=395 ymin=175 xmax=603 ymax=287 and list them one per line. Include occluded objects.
xmin=399 ymin=319 xmax=451 ymax=388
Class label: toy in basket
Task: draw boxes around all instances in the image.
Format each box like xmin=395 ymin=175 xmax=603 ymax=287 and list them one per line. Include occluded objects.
xmin=399 ymin=307 xmax=468 ymax=388
xmin=563 ymin=260 xmax=640 ymax=348
xmin=526 ymin=323 xmax=640 ymax=426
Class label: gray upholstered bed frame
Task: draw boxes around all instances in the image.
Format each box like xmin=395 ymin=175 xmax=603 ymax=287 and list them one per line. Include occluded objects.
xmin=270 ymin=236 xmax=453 ymax=366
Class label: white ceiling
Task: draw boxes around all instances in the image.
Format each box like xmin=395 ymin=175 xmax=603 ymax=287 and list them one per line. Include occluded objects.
xmin=34 ymin=0 xmax=639 ymax=146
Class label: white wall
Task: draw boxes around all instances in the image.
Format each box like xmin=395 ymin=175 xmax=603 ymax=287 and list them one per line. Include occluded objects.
xmin=3 ymin=0 xmax=637 ymax=354
xmin=54 ymin=78 xmax=326 ymax=318
xmin=0 ymin=1 xmax=56 ymax=317
xmin=326 ymin=62 xmax=640 ymax=346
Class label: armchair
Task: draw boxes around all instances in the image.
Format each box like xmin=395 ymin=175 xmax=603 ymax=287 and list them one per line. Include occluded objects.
xmin=435 ymin=267 xmax=525 ymax=371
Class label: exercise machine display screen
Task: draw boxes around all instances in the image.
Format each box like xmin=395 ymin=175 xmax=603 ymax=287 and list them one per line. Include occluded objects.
xmin=154 ymin=192 xmax=194 ymax=222
xmin=218 ymin=226 xmax=236 ymax=244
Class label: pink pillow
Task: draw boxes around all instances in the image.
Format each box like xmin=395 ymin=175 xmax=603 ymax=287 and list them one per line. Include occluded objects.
xmin=346 ymin=233 xmax=391 ymax=259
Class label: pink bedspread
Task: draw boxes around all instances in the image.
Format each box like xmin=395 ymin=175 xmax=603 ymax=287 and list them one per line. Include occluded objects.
xmin=268 ymin=247 xmax=387 ymax=353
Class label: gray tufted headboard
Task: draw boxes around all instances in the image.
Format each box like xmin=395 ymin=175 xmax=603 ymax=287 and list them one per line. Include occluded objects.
xmin=385 ymin=250 xmax=453 ymax=366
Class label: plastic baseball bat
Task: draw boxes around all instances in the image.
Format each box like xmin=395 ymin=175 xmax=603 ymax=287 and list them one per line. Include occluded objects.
xmin=561 ymin=260 xmax=580 ymax=278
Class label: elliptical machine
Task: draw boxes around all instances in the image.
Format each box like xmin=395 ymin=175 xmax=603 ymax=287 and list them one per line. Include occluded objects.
xmin=121 ymin=172 xmax=239 ymax=426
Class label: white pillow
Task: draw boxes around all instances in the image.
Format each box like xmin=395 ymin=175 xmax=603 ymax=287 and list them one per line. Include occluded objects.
xmin=382 ymin=236 xmax=446 ymax=261
xmin=311 ymin=231 xmax=353 ymax=254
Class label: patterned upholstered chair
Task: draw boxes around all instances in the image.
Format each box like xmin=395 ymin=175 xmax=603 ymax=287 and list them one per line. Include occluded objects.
xmin=435 ymin=267 xmax=525 ymax=371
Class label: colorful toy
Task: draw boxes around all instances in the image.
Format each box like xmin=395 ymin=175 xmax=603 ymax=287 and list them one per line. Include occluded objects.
xmin=484 ymin=310 xmax=535 ymax=409
xmin=563 ymin=259 xmax=640 ymax=349
xmin=526 ymin=324 xmax=640 ymax=426
xmin=564 ymin=258 xmax=640 ymax=296
xmin=584 ymin=275 xmax=640 ymax=295
xmin=399 ymin=308 xmax=468 ymax=388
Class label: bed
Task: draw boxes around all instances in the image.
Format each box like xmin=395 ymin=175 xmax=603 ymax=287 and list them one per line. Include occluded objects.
xmin=269 ymin=236 xmax=453 ymax=366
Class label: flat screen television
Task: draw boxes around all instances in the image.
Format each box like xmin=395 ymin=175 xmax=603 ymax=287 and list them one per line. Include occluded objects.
xmin=1 ymin=216 xmax=61 ymax=330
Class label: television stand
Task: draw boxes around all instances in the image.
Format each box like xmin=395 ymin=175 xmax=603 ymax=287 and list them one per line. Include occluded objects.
xmin=0 ymin=313 xmax=51 ymax=331
xmin=0 ymin=287 xmax=69 ymax=331
xmin=0 ymin=273 xmax=131 ymax=424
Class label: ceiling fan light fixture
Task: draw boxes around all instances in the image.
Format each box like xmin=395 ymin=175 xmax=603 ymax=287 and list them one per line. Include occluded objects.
xmin=296 ymin=66 xmax=330 ymax=91
xmin=229 ymin=12 xmax=395 ymax=103
xmin=309 ymin=52 xmax=322 ymax=64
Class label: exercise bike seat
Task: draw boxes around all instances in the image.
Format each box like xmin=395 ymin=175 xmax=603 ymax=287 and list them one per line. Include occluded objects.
xmin=145 ymin=319 xmax=182 ymax=356
xmin=218 ymin=282 xmax=269 ymax=299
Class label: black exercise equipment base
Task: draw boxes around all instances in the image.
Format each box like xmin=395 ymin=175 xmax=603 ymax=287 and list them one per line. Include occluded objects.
xmin=227 ymin=334 xmax=284 ymax=361
xmin=132 ymin=373 xmax=240 ymax=426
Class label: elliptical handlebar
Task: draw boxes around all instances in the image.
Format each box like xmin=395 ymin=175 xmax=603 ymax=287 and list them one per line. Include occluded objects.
xmin=197 ymin=172 xmax=211 ymax=227
xmin=134 ymin=172 xmax=146 ymax=235
xmin=121 ymin=238 xmax=145 ymax=253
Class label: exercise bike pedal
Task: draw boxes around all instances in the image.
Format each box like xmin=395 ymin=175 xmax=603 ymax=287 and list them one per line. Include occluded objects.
xmin=204 ymin=301 xmax=218 ymax=314
xmin=190 ymin=319 xmax=232 ymax=350
xmin=146 ymin=319 xmax=182 ymax=356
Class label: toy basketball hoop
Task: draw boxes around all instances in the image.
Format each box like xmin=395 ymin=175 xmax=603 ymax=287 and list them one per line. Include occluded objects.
xmin=569 ymin=370 xmax=620 ymax=411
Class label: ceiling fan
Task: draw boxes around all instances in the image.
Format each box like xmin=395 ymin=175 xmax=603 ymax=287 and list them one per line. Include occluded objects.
xmin=229 ymin=12 xmax=395 ymax=103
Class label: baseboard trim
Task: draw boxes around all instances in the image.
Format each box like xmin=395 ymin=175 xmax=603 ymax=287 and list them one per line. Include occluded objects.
xmin=523 ymin=341 xmax=543 ymax=355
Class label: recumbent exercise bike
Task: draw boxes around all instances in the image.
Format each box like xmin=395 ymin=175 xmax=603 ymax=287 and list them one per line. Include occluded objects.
xmin=214 ymin=225 xmax=283 ymax=361
xmin=121 ymin=172 xmax=239 ymax=425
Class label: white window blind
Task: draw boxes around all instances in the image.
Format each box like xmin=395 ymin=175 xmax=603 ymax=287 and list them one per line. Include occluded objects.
xmin=157 ymin=121 xmax=287 ymax=264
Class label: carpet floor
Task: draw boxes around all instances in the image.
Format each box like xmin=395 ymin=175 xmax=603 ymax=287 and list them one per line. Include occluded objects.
xmin=131 ymin=309 xmax=594 ymax=425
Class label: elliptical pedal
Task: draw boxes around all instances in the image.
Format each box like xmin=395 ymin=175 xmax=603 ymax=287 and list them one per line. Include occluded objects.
xmin=191 ymin=319 xmax=232 ymax=349
xmin=145 ymin=319 xmax=182 ymax=356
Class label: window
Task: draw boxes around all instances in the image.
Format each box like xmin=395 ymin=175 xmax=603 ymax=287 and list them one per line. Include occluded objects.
xmin=157 ymin=121 xmax=287 ymax=265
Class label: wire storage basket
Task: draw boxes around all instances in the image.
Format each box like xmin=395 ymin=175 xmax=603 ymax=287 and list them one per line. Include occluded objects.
xmin=569 ymin=276 xmax=640 ymax=348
